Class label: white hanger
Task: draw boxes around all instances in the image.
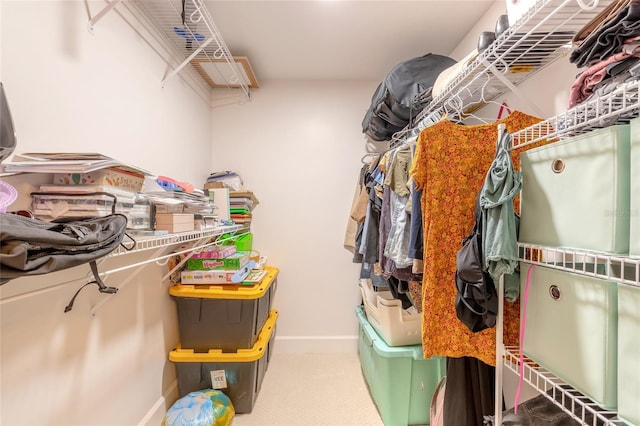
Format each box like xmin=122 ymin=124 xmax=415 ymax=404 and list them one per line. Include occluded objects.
xmin=360 ymin=153 xmax=378 ymax=164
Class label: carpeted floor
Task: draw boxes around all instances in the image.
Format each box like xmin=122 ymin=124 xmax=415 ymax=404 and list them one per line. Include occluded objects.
xmin=232 ymin=352 xmax=385 ymax=426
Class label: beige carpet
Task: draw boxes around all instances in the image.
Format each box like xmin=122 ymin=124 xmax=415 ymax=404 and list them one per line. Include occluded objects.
xmin=232 ymin=352 xmax=385 ymax=426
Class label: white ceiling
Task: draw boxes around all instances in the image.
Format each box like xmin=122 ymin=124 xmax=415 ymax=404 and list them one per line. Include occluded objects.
xmin=205 ymin=0 xmax=498 ymax=82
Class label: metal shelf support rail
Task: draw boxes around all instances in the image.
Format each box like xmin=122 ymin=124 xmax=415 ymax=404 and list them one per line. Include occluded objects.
xmin=0 ymin=225 xmax=245 ymax=307
xmin=512 ymin=79 xmax=640 ymax=150
xmin=390 ymin=0 xmax=610 ymax=149
xmin=89 ymin=227 xmax=250 ymax=316
xmin=88 ymin=0 xmax=122 ymax=33
xmin=506 ymin=245 xmax=640 ymax=425
xmin=136 ymin=0 xmax=250 ymax=100
xmin=503 ymin=347 xmax=625 ymax=425
xmin=517 ymin=243 xmax=640 ymax=287
xmin=108 ymin=224 xmax=244 ymax=257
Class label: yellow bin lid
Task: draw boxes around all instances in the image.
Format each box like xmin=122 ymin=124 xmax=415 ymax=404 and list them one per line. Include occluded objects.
xmin=169 ymin=310 xmax=278 ymax=363
xmin=169 ymin=266 xmax=278 ymax=300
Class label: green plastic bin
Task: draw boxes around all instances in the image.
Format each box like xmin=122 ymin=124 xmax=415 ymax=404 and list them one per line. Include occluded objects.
xmin=220 ymin=232 xmax=253 ymax=252
xmin=356 ymin=305 xmax=445 ymax=426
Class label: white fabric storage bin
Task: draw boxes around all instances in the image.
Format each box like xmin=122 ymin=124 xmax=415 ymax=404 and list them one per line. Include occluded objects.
xmin=359 ymin=279 xmax=421 ymax=346
xmin=520 ymin=125 xmax=631 ymax=254
xmin=520 ymin=262 xmax=618 ymax=409
xmin=617 ymin=282 xmax=640 ymax=426
xmin=630 ymin=118 xmax=640 ymax=256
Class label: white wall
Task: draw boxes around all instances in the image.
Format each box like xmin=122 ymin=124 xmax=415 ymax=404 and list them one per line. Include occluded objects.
xmin=210 ymin=80 xmax=370 ymax=352
xmin=1 ymin=0 xmax=213 ymax=184
xmin=1 ymin=1 xmax=216 ymax=424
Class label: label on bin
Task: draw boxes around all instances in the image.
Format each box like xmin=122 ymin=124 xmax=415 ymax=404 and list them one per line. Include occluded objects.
xmin=210 ymin=370 xmax=227 ymax=389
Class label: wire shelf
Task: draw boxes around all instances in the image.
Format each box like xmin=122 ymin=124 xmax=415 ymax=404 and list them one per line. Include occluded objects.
xmin=517 ymin=243 xmax=640 ymax=287
xmin=391 ymin=0 xmax=613 ymax=147
xmin=110 ymin=224 xmax=245 ymax=257
xmin=133 ymin=0 xmax=251 ymax=98
xmin=512 ymin=79 xmax=640 ymax=149
xmin=503 ymin=347 xmax=625 ymax=426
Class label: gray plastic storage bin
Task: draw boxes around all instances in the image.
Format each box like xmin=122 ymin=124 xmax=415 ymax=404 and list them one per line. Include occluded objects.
xmin=169 ymin=266 xmax=278 ymax=352
xmin=169 ymin=310 xmax=278 ymax=414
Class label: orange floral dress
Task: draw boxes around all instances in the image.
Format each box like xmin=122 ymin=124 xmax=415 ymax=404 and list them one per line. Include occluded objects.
xmin=410 ymin=111 xmax=549 ymax=366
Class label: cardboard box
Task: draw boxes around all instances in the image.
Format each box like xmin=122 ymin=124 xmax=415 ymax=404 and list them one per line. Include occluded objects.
xmin=155 ymin=213 xmax=194 ymax=233
xmin=204 ymin=181 xmax=225 ymax=189
xmin=189 ymin=245 xmax=237 ymax=260
xmin=186 ymin=252 xmax=250 ymax=270
xmin=53 ymin=167 xmax=145 ymax=192
xmin=180 ymin=262 xmax=253 ymax=284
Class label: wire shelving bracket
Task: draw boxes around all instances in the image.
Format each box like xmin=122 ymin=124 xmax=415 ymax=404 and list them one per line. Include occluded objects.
xmin=503 ymin=348 xmax=626 ymax=425
xmin=390 ymin=0 xmax=614 ymax=149
xmin=87 ymin=0 xmax=123 ymax=33
xmin=134 ymin=0 xmax=251 ymax=101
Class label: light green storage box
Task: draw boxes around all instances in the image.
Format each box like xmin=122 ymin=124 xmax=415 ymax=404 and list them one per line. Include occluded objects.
xmin=617 ymin=283 xmax=640 ymax=426
xmin=630 ymin=118 xmax=640 ymax=257
xmin=520 ymin=125 xmax=631 ymax=254
xmin=520 ymin=263 xmax=617 ymax=409
xmin=356 ymin=306 xmax=445 ymax=426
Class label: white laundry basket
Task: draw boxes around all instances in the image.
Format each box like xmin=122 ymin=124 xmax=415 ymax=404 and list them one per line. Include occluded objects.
xmin=359 ymin=278 xmax=421 ymax=346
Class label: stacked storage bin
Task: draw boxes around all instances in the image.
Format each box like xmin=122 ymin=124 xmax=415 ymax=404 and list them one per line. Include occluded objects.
xmin=168 ymin=245 xmax=279 ymax=414
xmin=619 ymin=118 xmax=640 ymax=426
xmin=359 ymin=278 xmax=421 ymax=346
xmin=355 ymin=301 xmax=445 ymax=426
xmin=518 ymin=124 xmax=631 ymax=412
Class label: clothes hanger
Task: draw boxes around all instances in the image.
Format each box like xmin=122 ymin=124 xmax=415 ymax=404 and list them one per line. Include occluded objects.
xmin=360 ymin=153 xmax=379 ymax=164
xmin=462 ymin=74 xmax=512 ymax=123
xmin=451 ymin=86 xmax=491 ymax=124
xmin=442 ymin=94 xmax=464 ymax=123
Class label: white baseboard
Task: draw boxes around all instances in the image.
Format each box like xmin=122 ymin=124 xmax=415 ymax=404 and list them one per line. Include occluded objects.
xmin=274 ymin=335 xmax=358 ymax=354
xmin=138 ymin=379 xmax=179 ymax=426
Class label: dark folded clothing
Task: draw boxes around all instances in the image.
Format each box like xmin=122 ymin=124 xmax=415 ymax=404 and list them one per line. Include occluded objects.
xmin=484 ymin=392 xmax=585 ymax=426
xmin=570 ymin=0 xmax=640 ymax=68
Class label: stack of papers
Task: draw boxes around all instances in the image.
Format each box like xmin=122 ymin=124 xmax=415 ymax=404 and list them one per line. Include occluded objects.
xmin=2 ymin=152 xmax=151 ymax=175
xmin=229 ymin=190 xmax=259 ymax=225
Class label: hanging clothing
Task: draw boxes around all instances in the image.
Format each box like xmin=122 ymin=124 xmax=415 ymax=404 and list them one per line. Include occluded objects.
xmin=443 ymin=356 xmax=498 ymax=426
xmin=382 ymin=147 xmax=414 ymax=268
xmin=345 ymin=162 xmax=371 ymax=261
xmin=383 ymin=147 xmax=412 ymax=197
xmin=361 ymin=159 xmax=384 ymax=265
xmin=379 ymin=184 xmax=418 ymax=281
xmin=408 ymin=181 xmax=424 ymax=261
xmin=479 ymin=130 xmax=521 ymax=283
xmin=410 ymin=111 xmax=549 ymax=366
